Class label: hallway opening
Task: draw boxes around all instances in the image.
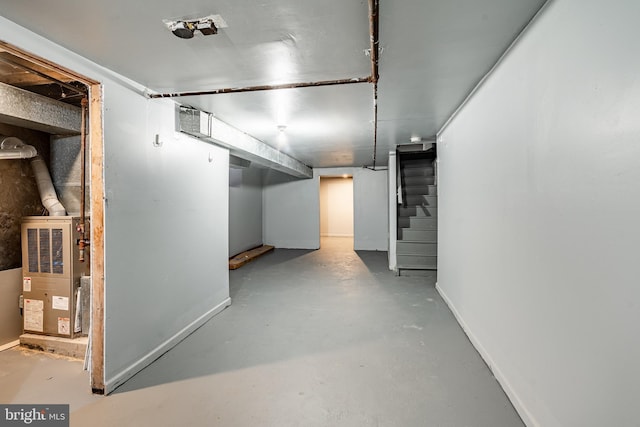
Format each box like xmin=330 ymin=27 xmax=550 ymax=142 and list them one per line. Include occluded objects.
xmin=319 ymin=175 xmax=354 ymax=249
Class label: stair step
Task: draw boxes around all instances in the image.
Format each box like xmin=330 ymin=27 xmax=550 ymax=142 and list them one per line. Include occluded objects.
xmin=403 ymin=217 xmax=437 ymax=229
xmin=397 ymin=242 xmax=437 ymax=256
xmin=397 ymin=255 xmax=438 ymax=269
xmin=403 ymin=185 xmax=437 ymax=196
xmin=402 ymin=159 xmax=433 ymax=168
xmin=398 ymin=205 xmax=437 ymax=218
xmin=402 ymin=167 xmax=434 ymax=177
xmin=400 ymin=229 xmax=437 ymax=241
xmin=399 ymin=228 xmax=437 ymax=240
xmin=405 ymin=195 xmax=437 ymax=206
xmin=403 ymin=176 xmax=435 ymax=186
xmin=399 ymin=215 xmax=439 ymax=229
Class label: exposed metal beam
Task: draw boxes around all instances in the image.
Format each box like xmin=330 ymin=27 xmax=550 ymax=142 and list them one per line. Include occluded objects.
xmin=369 ymin=0 xmax=380 ymax=168
xmin=152 ymin=0 xmax=382 ymax=170
xmin=0 ymin=81 xmax=81 ymax=134
xmin=149 ymin=77 xmax=371 ymax=99
xmin=369 ymin=0 xmax=380 ymax=84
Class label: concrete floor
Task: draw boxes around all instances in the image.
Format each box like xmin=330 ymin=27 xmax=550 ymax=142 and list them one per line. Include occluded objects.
xmin=0 ymin=237 xmax=523 ymax=426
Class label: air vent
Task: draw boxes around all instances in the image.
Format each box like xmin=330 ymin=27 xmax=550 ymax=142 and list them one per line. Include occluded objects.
xmin=27 ymin=228 xmax=38 ymax=273
xmin=39 ymin=228 xmax=51 ymax=273
xmin=52 ymin=228 xmax=64 ymax=274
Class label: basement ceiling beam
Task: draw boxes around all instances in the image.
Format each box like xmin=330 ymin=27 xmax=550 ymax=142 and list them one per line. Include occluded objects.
xmin=178 ymin=106 xmax=312 ymax=179
xmin=0 ymin=81 xmax=81 ymax=134
xmin=150 ymin=77 xmax=371 ymax=98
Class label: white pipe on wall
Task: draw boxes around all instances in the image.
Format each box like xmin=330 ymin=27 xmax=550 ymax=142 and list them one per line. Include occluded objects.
xmin=0 ymin=135 xmax=66 ymax=216
xmin=0 ymin=136 xmax=37 ymax=159
xmin=31 ymin=155 xmax=66 ymax=216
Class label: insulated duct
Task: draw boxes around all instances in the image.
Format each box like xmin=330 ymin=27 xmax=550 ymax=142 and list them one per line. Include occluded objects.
xmin=0 ymin=136 xmax=37 ymax=159
xmin=30 ymin=155 xmax=66 ymax=216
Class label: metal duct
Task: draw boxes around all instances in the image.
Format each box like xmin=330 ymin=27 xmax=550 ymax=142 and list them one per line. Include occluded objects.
xmin=0 ymin=136 xmax=37 ymax=159
xmin=30 ymin=155 xmax=66 ymax=216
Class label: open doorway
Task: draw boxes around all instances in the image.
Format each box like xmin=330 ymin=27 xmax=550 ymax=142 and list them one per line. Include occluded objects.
xmin=0 ymin=42 xmax=105 ymax=393
xmin=319 ymin=176 xmax=354 ymax=250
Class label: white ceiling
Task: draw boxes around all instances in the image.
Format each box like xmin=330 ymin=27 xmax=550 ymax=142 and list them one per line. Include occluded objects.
xmin=0 ymin=0 xmax=546 ymax=168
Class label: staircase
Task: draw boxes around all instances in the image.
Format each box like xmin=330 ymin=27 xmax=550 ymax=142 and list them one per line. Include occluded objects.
xmin=396 ymin=153 xmax=437 ymax=272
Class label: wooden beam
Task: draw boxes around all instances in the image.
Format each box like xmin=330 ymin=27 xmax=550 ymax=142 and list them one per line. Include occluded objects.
xmin=229 ymin=245 xmax=275 ymax=270
xmin=0 ymin=42 xmax=99 ymax=85
xmin=89 ymin=84 xmax=105 ymax=394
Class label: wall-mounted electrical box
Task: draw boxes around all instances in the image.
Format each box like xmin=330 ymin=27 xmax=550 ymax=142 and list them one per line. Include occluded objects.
xmin=21 ymin=216 xmax=89 ymax=338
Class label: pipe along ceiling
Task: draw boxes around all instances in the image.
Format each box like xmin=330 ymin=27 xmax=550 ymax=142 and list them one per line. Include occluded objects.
xmin=150 ymin=0 xmax=382 ymax=169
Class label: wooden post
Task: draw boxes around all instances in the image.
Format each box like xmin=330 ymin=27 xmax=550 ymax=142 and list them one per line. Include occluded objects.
xmin=89 ymin=84 xmax=105 ymax=394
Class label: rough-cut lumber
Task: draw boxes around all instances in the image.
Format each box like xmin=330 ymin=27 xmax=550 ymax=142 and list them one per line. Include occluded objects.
xmin=229 ymin=245 xmax=274 ymax=270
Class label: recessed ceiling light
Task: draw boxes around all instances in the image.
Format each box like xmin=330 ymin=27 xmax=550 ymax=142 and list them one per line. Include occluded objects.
xmin=169 ymin=21 xmax=195 ymax=39
xmin=196 ymin=20 xmax=218 ymax=35
xmin=164 ymin=14 xmax=227 ymax=39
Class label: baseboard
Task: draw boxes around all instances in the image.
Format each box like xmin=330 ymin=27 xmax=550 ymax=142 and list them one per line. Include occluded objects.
xmin=105 ymin=297 xmax=231 ymax=394
xmin=0 ymin=340 xmax=19 ymax=352
xmin=435 ymin=283 xmax=537 ymax=427
xmin=265 ymin=240 xmax=319 ymax=250
xmin=354 ymin=239 xmax=387 ymax=251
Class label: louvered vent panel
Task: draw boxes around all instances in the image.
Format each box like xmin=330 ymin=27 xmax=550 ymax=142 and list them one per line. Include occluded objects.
xmin=52 ymin=228 xmax=64 ymax=274
xmin=27 ymin=228 xmax=38 ymax=273
xmin=39 ymin=228 xmax=51 ymax=273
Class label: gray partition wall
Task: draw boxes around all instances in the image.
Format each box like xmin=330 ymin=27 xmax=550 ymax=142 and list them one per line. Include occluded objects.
xmin=437 ymin=1 xmax=640 ymax=425
xmin=0 ymin=18 xmax=232 ymax=394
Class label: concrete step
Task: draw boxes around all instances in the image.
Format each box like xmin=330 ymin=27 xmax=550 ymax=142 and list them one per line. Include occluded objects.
xmin=403 ymin=176 xmax=435 ymax=186
xmin=397 ymin=241 xmax=437 ymax=256
xmin=397 ymin=255 xmax=438 ymax=270
xmin=402 ymin=167 xmax=434 ymax=177
xmin=20 ymin=333 xmax=87 ymax=359
xmin=405 ymin=195 xmax=437 ymax=206
xmin=403 ymin=185 xmax=437 ymax=196
xmin=398 ymin=205 xmax=437 ymax=218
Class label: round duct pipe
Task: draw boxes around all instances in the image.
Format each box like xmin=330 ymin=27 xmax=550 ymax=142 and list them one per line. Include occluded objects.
xmin=0 ymin=136 xmax=37 ymax=159
xmin=30 ymin=155 xmax=66 ymax=216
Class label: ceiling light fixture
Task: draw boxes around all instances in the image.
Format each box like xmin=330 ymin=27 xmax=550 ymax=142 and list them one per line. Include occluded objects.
xmin=277 ymin=125 xmax=287 ymax=133
xmin=196 ymin=20 xmax=218 ymax=35
xmin=165 ymin=16 xmax=224 ymax=39
xmin=169 ymin=21 xmax=195 ymax=39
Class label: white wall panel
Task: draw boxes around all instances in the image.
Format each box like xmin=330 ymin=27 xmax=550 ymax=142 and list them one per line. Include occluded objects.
xmin=437 ymin=1 xmax=640 ymax=425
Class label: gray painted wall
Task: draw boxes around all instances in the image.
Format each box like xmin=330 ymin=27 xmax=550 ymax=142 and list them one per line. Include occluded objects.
xmin=263 ymin=167 xmax=388 ymax=251
xmin=103 ymin=91 xmax=230 ymax=392
xmin=0 ymin=268 xmax=22 ymax=346
xmin=229 ymin=167 xmax=263 ymax=256
xmin=263 ymin=169 xmax=319 ymax=249
xmin=0 ymin=18 xmax=231 ymax=393
xmin=437 ymin=1 xmax=640 ymax=426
